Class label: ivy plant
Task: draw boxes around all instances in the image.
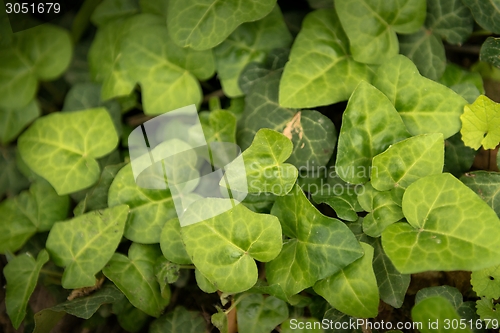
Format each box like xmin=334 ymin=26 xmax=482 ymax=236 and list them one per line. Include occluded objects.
xmin=2 ymin=0 xmax=500 ymax=332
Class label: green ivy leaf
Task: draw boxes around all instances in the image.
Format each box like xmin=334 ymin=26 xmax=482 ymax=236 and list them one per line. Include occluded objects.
xmin=195 ymin=110 xmax=237 ymax=145
xmin=382 ymin=173 xmax=500 ymax=273
xmin=461 ymin=171 xmax=500 ymax=218
xmin=181 ymin=198 xmax=282 ymax=293
xmin=167 ymin=0 xmax=277 ymax=50
xmin=368 ymin=237 xmax=410 ymax=308
xmin=108 ymin=163 xmax=176 ymax=243
xmin=399 ymin=28 xmax=446 ymax=81
xmin=439 ymin=64 xmax=485 ymax=95
xmin=103 ymin=243 xmax=168 ymax=317
xmin=322 ymin=308 xmax=362 ymax=333
xmin=335 ymin=0 xmax=425 ymax=64
xmin=236 ymin=294 xmax=288 ymax=333
xmin=373 ymin=55 xmax=467 ymax=138
xmin=154 ymin=257 xmax=178 ymax=295
xmin=238 ymin=70 xmax=337 ymax=170
xmin=443 ymin=133 xmax=476 ymax=178
xmin=150 ymin=306 xmax=206 ymax=332
xmin=415 ymin=285 xmax=463 ymax=308
xmin=139 ymin=0 xmax=168 ymax=15
xmin=425 ymin=0 xmax=474 ymax=45
xmin=0 ymin=180 xmax=69 ymax=253
xmin=462 ymin=0 xmax=500 ymax=34
xmin=0 ymin=99 xmax=40 ymax=145
xmin=371 ymin=133 xmax=444 ymax=191
xmin=46 ymin=205 xmax=128 ymax=289
xmin=267 ymin=184 xmax=363 ymax=299
xmin=357 ymin=183 xmax=404 ymax=237
xmin=335 ymin=81 xmax=411 ymax=184
xmin=91 ymin=0 xmax=140 ymax=26
xmin=18 ymin=108 xmax=119 ymax=195
xmin=314 ymin=243 xmax=379 ymax=318
xmin=460 ymin=95 xmax=500 ymax=149
xmin=195 ymin=268 xmax=217 ymax=293
xmin=120 ymin=21 xmax=214 ymax=114
xmin=160 ymin=218 xmax=192 ymax=265
xmin=0 ymin=147 xmax=30 ymax=198
xmin=481 ymin=38 xmax=500 ymax=68
xmin=412 ymin=296 xmax=472 ymax=333
xmin=5 ymin=250 xmax=49 ymax=329
xmin=224 ymin=128 xmax=298 ymax=196
xmin=0 ymin=24 xmax=72 ymax=108
xmin=214 ymin=6 xmax=292 ymax=97
xmin=279 ymin=8 xmax=374 ymax=108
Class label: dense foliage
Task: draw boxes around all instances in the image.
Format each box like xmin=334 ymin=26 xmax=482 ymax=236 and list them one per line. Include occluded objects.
xmin=2 ymin=0 xmax=500 ymax=332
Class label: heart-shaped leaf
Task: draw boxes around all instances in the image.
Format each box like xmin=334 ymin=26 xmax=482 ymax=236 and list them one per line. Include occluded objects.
xmin=5 ymin=250 xmax=49 ymax=329
xmin=224 ymin=128 xmax=298 ymax=196
xmin=335 ymin=0 xmax=425 ymax=64
xmin=462 ymin=0 xmax=500 ymax=34
xmin=336 ymin=81 xmax=410 ymax=184
xmin=18 ymin=108 xmax=119 ymax=195
xmin=266 ymin=185 xmax=364 ymax=299
xmin=373 ymin=55 xmax=467 ymax=139
xmin=382 ymin=173 xmax=500 ymax=273
xmin=461 ymin=171 xmax=500 ymax=218
xmin=314 ymin=243 xmax=379 ymax=318
xmin=103 ymin=243 xmax=168 ymax=317
xmin=0 ymin=180 xmax=69 ymax=253
xmin=46 ymin=205 xmax=129 ymax=289
xmin=236 ymin=294 xmax=288 ymax=333
xmin=181 ymin=198 xmax=282 ymax=293
xmin=150 ymin=306 xmax=206 ymax=333
xmin=371 ymin=133 xmax=445 ymax=191
xmin=460 ymin=95 xmax=500 ymax=150
xmin=167 ymin=0 xmax=277 ymax=50
xmin=108 ymin=163 xmax=177 ymax=243
xmin=279 ymin=8 xmax=373 ymax=108
xmin=426 ymin=0 xmax=474 ymax=45
xmin=214 ymin=6 xmax=291 ymax=97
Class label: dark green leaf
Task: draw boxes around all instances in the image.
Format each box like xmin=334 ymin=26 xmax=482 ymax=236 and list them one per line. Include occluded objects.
xmin=460 ymin=171 xmax=500 ymax=218
xmin=236 ymin=294 xmax=288 ymax=333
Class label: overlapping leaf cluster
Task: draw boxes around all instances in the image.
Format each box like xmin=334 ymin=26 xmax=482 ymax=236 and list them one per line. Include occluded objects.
xmin=2 ymin=0 xmax=500 ymax=332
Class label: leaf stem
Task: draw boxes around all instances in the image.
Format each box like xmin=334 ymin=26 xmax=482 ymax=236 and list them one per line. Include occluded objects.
xmin=40 ymin=269 xmax=63 ymax=278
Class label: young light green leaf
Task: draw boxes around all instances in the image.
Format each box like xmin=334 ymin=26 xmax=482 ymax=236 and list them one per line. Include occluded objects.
xmin=120 ymin=23 xmax=214 ymax=114
xmin=18 ymin=108 xmax=119 ymax=195
xmin=238 ymin=70 xmax=337 ymax=169
xmin=0 ymin=147 xmax=30 ymax=198
xmin=103 ymin=243 xmax=168 ymax=317
xmin=357 ymin=183 xmax=404 ymax=237
xmin=425 ymin=0 xmax=474 ymax=45
xmin=335 ymin=0 xmax=425 ymax=64
xmin=181 ymin=198 xmax=282 ymax=293
xmin=371 ymin=133 xmax=445 ymax=191
xmin=335 ymin=81 xmax=411 ymax=184
xmin=46 ymin=205 xmax=128 ymax=289
xmin=214 ymin=5 xmax=292 ymax=97
xmin=280 ymin=318 xmax=324 ymax=332
xmin=160 ymin=218 xmax=192 ymax=265
xmin=460 ymin=95 xmax=500 ymax=149
xmin=91 ymin=0 xmax=140 ymax=26
xmin=369 ymin=237 xmax=410 ymax=308
xmin=373 ymin=55 xmax=467 ymax=138
xmin=0 ymin=24 xmax=72 ymax=108
xmin=224 ymin=128 xmax=298 ymax=196
xmin=0 ymin=99 xmax=40 ymax=144
xmin=314 ymin=243 xmax=379 ymax=318
xmin=399 ymin=28 xmax=446 ymax=81
xmin=382 ymin=173 xmax=500 ymax=273
xmin=461 ymin=171 xmax=500 ymax=218
xmin=236 ymin=294 xmax=288 ymax=333
xmin=412 ymin=296 xmax=472 ymax=333
xmin=462 ymin=0 xmax=500 ymax=34
xmin=150 ymin=306 xmax=206 ymax=333
xmin=476 ymin=297 xmax=500 ymax=322
xmin=5 ymin=250 xmax=49 ymax=329
xmin=0 ymin=180 xmax=69 ymax=253
xmin=108 ymin=163 xmax=176 ymax=243
xmin=481 ymin=38 xmax=500 ymax=69
xmin=167 ymin=0 xmax=277 ymax=50
xmin=267 ymin=185 xmax=364 ymax=299
xmin=443 ymin=133 xmax=476 ymax=177
xmin=279 ymin=8 xmax=373 ymax=108
xmin=154 ymin=257 xmax=178 ymax=295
